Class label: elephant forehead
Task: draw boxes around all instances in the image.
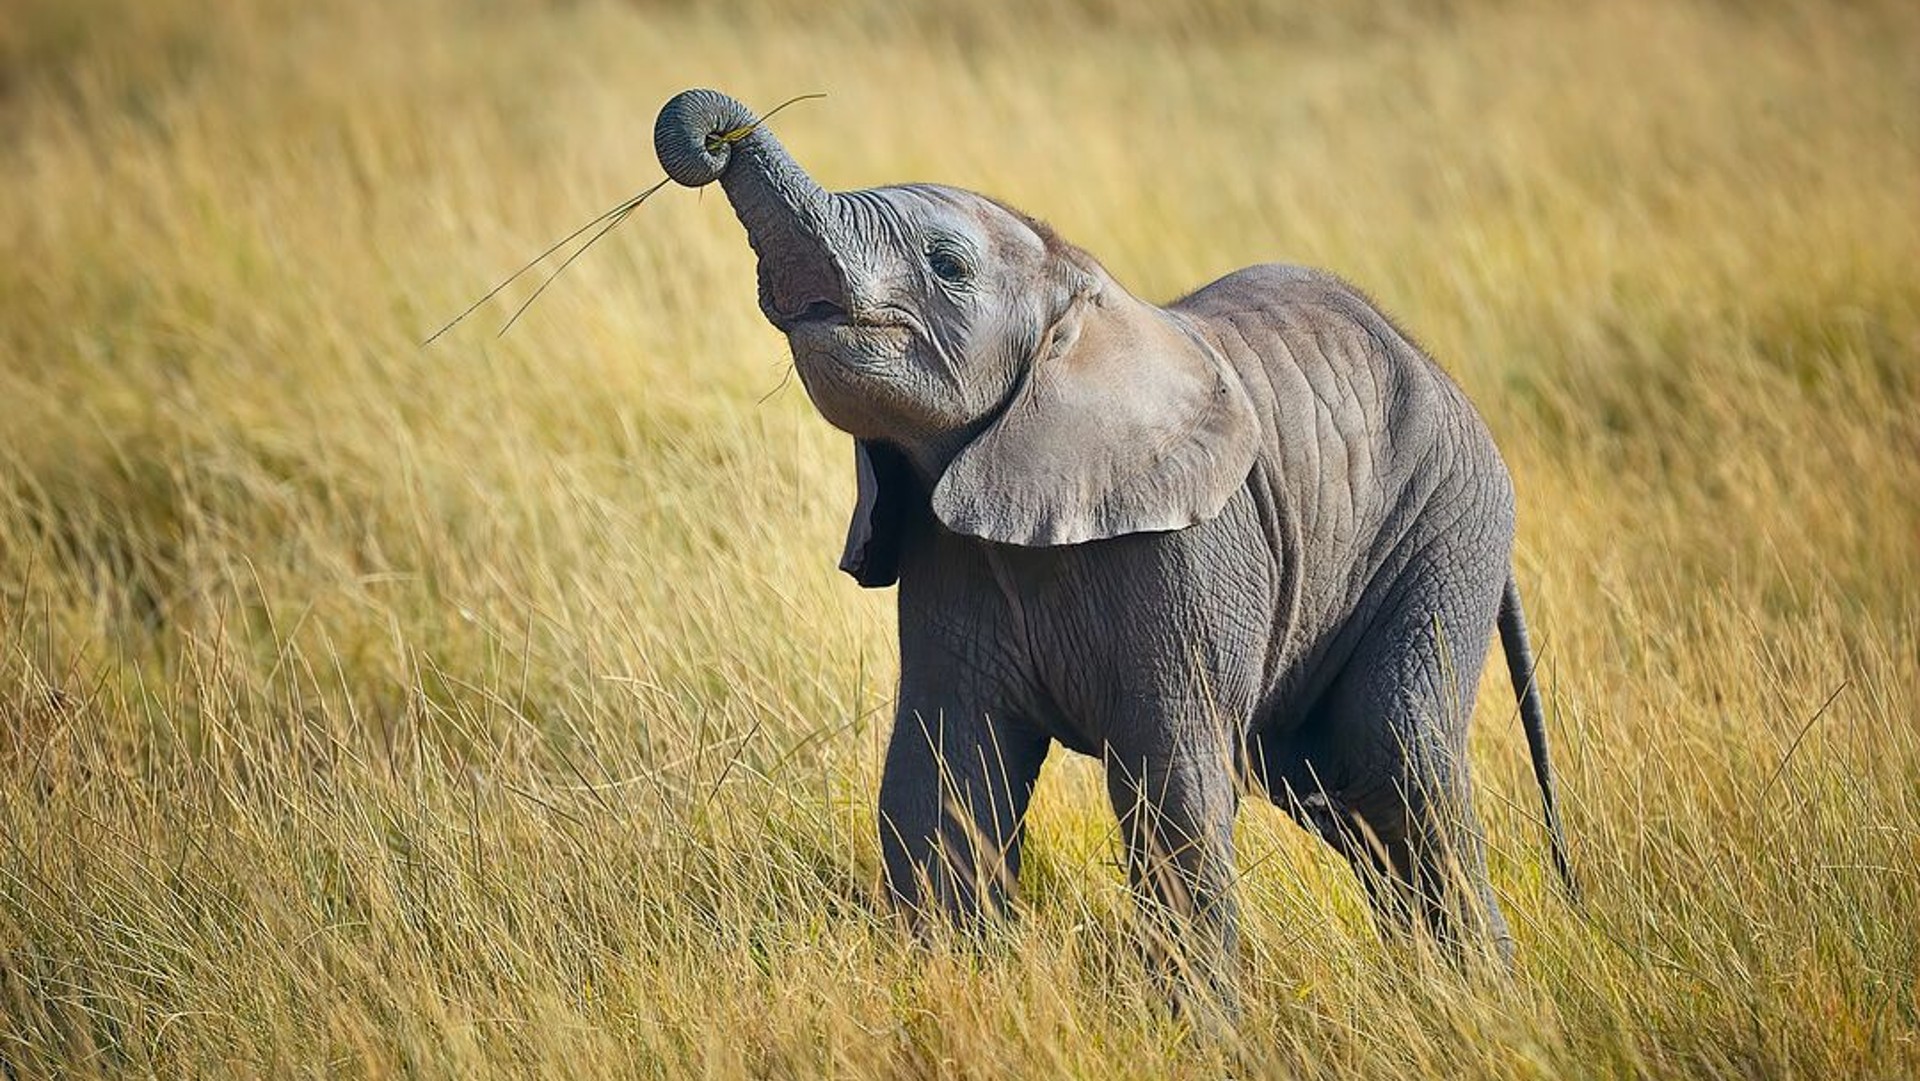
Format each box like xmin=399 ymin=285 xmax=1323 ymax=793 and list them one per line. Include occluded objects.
xmin=853 ymin=184 xmax=1042 ymax=251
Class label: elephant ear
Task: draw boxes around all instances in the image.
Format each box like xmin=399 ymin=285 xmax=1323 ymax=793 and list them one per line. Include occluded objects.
xmin=932 ymin=292 xmax=1260 ymax=547
xmin=840 ymin=439 xmax=923 ymax=587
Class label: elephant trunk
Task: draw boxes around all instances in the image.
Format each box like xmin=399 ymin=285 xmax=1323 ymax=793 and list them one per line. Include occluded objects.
xmin=653 ymin=88 xmax=852 ymax=326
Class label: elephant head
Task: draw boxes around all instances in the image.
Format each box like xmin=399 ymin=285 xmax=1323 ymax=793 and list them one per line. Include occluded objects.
xmin=654 ymin=89 xmax=1259 ymax=583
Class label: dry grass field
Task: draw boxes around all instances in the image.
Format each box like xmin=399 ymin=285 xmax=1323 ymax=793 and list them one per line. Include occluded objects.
xmin=2 ymin=0 xmax=1917 ymax=1076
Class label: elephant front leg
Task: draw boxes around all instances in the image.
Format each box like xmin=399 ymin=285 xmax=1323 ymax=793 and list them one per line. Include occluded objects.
xmin=1104 ymin=734 xmax=1242 ymax=1013
xmin=878 ymin=705 xmax=1049 ymax=931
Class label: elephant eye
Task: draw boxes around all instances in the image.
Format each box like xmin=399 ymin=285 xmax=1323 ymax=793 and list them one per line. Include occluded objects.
xmin=925 ymin=241 xmax=973 ymax=285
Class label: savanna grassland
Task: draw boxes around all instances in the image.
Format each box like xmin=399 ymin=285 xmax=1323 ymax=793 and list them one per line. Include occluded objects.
xmin=2 ymin=0 xmax=1918 ymax=1076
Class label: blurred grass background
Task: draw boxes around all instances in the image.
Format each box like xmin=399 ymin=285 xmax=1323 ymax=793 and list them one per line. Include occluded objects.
xmin=2 ymin=0 xmax=1917 ymax=1076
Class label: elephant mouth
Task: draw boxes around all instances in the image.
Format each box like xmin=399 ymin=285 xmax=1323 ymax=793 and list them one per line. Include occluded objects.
xmin=771 ymin=298 xmax=849 ymax=330
xmin=770 ymin=297 xmax=918 ymax=339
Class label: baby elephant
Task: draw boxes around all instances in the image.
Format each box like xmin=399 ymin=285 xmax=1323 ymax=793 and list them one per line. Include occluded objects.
xmin=655 ymin=89 xmax=1573 ymax=990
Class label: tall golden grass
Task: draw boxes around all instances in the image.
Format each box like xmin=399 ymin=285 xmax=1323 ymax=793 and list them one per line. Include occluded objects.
xmin=2 ymin=0 xmax=1916 ymax=1075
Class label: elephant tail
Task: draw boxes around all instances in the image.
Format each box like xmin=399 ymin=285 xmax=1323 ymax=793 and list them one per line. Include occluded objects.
xmin=1498 ymin=575 xmax=1579 ymax=902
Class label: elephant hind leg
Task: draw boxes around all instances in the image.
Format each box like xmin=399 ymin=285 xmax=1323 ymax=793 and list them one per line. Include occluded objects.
xmin=1256 ymin=751 xmax=1480 ymax=950
xmin=1282 ymin=575 xmax=1514 ymax=963
xmin=1330 ymin=765 xmax=1512 ymax=964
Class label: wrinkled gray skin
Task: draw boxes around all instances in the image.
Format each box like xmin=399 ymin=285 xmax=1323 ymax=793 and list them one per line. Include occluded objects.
xmin=656 ymin=89 xmax=1572 ymax=998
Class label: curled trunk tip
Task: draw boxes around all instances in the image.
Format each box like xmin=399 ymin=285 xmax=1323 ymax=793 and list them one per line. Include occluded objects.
xmin=652 ymin=86 xmax=849 ymax=324
xmin=654 ymin=88 xmax=757 ymax=188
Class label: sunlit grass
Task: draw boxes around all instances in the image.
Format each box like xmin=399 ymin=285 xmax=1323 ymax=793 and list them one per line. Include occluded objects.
xmin=2 ymin=0 xmax=1916 ymax=1076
